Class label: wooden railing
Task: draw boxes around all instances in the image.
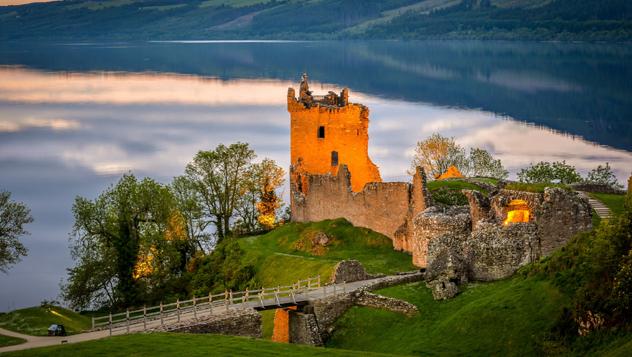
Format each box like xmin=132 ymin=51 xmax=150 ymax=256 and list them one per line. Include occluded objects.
xmin=91 ymin=275 xmax=332 ymax=336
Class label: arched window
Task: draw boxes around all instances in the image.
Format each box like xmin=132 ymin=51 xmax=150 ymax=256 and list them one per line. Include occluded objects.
xmin=318 ymin=126 xmax=325 ymax=139
xmin=331 ymin=151 xmax=338 ymax=166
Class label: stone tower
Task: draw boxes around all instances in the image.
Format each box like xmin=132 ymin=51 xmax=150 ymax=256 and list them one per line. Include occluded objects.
xmin=287 ymin=74 xmax=381 ymax=194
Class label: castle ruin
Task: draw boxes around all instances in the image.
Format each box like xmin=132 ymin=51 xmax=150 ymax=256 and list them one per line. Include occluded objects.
xmin=287 ymin=75 xmax=593 ymax=284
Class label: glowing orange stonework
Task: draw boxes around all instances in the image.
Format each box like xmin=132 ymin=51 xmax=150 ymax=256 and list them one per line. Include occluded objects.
xmin=503 ymin=199 xmax=531 ymax=225
xmin=271 ymin=306 xmax=297 ymax=343
xmin=288 ymin=74 xmax=381 ymax=193
xmin=435 ymin=165 xmax=464 ymax=180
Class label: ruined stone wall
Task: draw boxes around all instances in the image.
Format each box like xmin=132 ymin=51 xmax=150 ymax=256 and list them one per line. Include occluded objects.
xmin=292 ymin=165 xmax=428 ymax=251
xmin=288 ymin=88 xmax=381 ymax=193
xmin=152 ymin=309 xmax=262 ymax=338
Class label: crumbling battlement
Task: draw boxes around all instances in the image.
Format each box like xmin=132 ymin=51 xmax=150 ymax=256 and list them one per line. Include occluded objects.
xmin=291 ymin=165 xmax=430 ymax=254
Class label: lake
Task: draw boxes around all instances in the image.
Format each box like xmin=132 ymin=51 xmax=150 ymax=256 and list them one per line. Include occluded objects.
xmin=1 ymin=40 xmax=631 ymax=310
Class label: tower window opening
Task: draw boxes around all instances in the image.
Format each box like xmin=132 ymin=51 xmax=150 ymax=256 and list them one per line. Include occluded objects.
xmin=318 ymin=126 xmax=325 ymax=139
xmin=331 ymin=151 xmax=338 ymax=166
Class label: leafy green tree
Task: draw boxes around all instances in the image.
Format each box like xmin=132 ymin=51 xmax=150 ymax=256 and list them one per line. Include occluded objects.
xmin=189 ymin=239 xmax=257 ymax=296
xmin=0 ymin=191 xmax=33 ymax=273
xmin=185 ymin=143 xmax=256 ymax=242
xmin=468 ymin=148 xmax=508 ymax=179
xmin=410 ymin=133 xmax=470 ymax=178
xmin=517 ymin=161 xmax=582 ymax=184
xmin=584 ymin=162 xmax=623 ymax=190
xmin=65 ymin=174 xmax=178 ymax=308
xmin=171 ymin=176 xmax=213 ymax=254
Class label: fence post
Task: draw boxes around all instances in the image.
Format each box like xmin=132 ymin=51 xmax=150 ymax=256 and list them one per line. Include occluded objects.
xmin=126 ymin=309 xmax=130 ymax=334
xmin=193 ymin=295 xmax=197 ymax=319
xmin=291 ymin=285 xmax=296 ymax=304
xmin=176 ymin=298 xmax=181 ymax=322
xmin=160 ymin=302 xmax=164 ymax=327
xmin=229 ymin=290 xmax=233 ymax=305
xmin=108 ymin=312 xmax=112 ymax=336
xmin=143 ymin=305 xmax=147 ymax=331
xmin=274 ymin=287 xmax=280 ymax=306
xmin=259 ymin=289 xmax=265 ymax=308
xmin=317 ymin=275 xmax=321 ymax=287
xmin=244 ymin=289 xmax=249 ymax=304
xmin=91 ymin=316 xmax=95 ymax=330
xmin=225 ymin=290 xmax=229 ymax=311
xmin=308 ymin=278 xmax=311 ymax=289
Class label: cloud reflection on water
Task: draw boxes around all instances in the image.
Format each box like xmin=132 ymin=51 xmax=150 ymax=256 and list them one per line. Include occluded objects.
xmin=0 ymin=67 xmax=631 ymax=311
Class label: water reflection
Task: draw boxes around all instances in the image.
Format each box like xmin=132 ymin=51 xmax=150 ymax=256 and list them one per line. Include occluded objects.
xmin=0 ymin=41 xmax=631 ymax=310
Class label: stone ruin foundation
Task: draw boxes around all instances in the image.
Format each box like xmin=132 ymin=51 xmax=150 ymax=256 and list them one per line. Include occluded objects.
xmin=420 ymin=187 xmax=592 ymax=299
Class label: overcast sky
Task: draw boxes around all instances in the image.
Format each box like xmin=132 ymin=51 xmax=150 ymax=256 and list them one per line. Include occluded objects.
xmin=0 ymin=0 xmax=55 ymax=6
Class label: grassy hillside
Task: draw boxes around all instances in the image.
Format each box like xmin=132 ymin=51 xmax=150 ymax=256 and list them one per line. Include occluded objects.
xmin=0 ymin=306 xmax=92 ymax=336
xmin=328 ymin=278 xmax=568 ymax=355
xmin=238 ymin=218 xmax=416 ymax=287
xmin=1 ymin=333 xmax=394 ymax=357
xmin=0 ymin=0 xmax=630 ymax=41
xmin=0 ymin=334 xmax=25 ymax=348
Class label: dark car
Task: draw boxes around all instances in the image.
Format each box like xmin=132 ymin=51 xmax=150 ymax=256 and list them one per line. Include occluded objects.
xmin=47 ymin=324 xmax=67 ymax=336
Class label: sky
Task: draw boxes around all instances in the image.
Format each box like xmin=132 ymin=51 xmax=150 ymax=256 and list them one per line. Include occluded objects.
xmin=0 ymin=0 xmax=55 ymax=5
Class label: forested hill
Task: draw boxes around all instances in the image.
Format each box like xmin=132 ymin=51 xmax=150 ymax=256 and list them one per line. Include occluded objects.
xmin=1 ymin=0 xmax=631 ymax=41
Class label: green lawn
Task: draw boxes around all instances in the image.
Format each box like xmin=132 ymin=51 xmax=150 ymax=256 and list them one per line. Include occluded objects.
xmin=0 ymin=334 xmax=25 ymax=347
xmin=0 ymin=306 xmax=92 ymax=336
xmin=589 ymin=193 xmax=627 ymax=215
xmin=327 ymin=278 xmax=569 ymax=356
xmin=426 ymin=179 xmax=489 ymax=205
xmin=238 ymin=219 xmax=415 ymax=287
xmin=3 ymin=333 xmax=395 ymax=357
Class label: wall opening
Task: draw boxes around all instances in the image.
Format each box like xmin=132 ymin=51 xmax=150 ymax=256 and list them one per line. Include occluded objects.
xmin=318 ymin=126 xmax=325 ymax=139
xmin=331 ymin=151 xmax=338 ymax=166
xmin=503 ymin=199 xmax=531 ymax=226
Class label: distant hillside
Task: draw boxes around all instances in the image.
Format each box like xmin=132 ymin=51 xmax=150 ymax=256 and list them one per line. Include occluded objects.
xmin=0 ymin=0 xmax=631 ymax=41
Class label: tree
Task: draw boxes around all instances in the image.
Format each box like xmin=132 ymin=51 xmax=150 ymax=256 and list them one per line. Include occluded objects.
xmin=469 ymin=148 xmax=508 ymax=179
xmin=584 ymin=162 xmax=623 ymax=190
xmin=409 ymin=133 xmax=470 ymax=178
xmin=0 ymin=191 xmax=33 ymax=273
xmin=185 ymin=143 xmax=256 ymax=242
xmin=64 ymin=174 xmax=179 ymax=308
xmin=518 ymin=161 xmax=582 ymax=184
xmin=171 ymin=176 xmax=214 ymax=254
xmin=253 ymin=159 xmax=285 ymax=230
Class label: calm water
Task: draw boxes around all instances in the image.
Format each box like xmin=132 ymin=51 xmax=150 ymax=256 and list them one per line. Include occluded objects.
xmin=1 ymin=41 xmax=631 ymax=310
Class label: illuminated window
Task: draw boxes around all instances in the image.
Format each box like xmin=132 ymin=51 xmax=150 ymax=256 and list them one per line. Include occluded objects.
xmin=318 ymin=126 xmax=325 ymax=139
xmin=331 ymin=151 xmax=338 ymax=166
xmin=503 ymin=199 xmax=531 ymax=226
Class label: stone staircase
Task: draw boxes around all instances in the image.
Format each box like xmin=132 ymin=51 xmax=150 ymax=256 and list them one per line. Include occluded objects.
xmin=579 ymin=192 xmax=612 ymax=219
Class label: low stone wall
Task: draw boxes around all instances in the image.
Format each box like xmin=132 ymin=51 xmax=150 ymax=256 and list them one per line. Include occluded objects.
xmin=355 ymin=290 xmax=418 ymax=317
xmin=149 ymin=308 xmax=262 ymax=338
xmin=570 ymin=183 xmax=625 ymax=194
xmin=289 ymin=311 xmax=324 ymax=346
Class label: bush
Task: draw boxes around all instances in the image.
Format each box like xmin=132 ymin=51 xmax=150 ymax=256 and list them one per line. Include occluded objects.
xmin=517 ymin=161 xmax=582 ymax=184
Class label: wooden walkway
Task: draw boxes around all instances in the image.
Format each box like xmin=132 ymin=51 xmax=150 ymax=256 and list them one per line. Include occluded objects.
xmin=0 ymin=272 xmax=422 ymax=353
xmin=579 ymin=192 xmax=612 ymax=219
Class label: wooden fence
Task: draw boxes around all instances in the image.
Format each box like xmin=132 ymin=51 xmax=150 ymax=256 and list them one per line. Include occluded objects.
xmin=91 ymin=275 xmax=338 ymax=336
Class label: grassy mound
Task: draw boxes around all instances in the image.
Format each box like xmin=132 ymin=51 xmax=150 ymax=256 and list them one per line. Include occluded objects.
xmin=2 ymin=332 xmax=392 ymax=357
xmin=0 ymin=334 xmax=25 ymax=347
xmin=327 ymin=278 xmax=568 ymax=355
xmin=238 ymin=218 xmax=415 ymax=287
xmin=427 ymin=179 xmax=489 ymax=206
xmin=0 ymin=306 xmax=92 ymax=336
